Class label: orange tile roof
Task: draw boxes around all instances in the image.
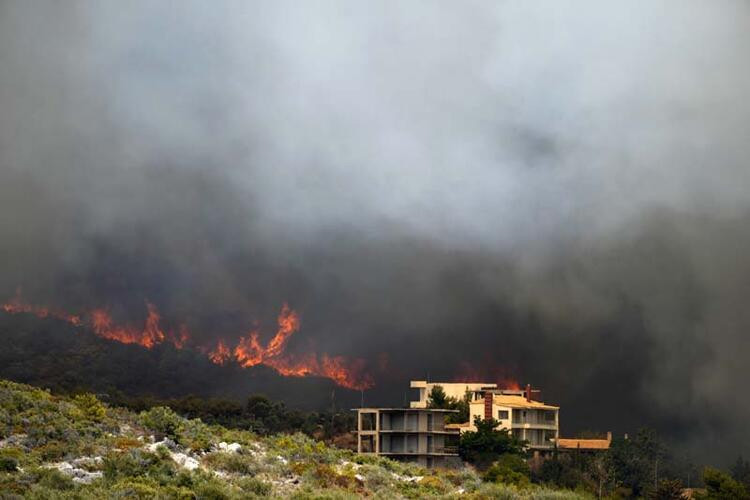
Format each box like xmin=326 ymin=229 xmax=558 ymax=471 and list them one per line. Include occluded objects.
xmin=556 ymin=438 xmax=611 ymax=450
xmin=469 ymin=394 xmax=559 ymax=410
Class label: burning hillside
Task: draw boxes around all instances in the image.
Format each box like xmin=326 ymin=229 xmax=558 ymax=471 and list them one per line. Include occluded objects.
xmin=1 ymin=293 xmax=373 ymax=390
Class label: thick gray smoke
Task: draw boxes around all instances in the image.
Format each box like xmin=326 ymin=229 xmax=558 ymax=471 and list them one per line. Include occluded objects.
xmin=1 ymin=1 xmax=749 ymax=464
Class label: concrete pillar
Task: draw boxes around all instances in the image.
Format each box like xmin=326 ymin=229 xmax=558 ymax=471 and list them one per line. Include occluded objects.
xmin=374 ymin=410 xmax=380 ymax=454
xmin=357 ymin=411 xmax=362 ymax=453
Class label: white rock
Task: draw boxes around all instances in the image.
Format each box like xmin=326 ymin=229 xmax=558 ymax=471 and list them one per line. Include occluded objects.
xmin=276 ymin=455 xmax=288 ymax=465
xmin=72 ymin=471 xmax=103 ymax=484
xmin=171 ymin=452 xmax=200 ymax=471
xmin=217 ymin=442 xmax=242 ymax=453
xmin=45 ymin=462 xmax=103 ymax=484
xmin=147 ymin=440 xmax=171 ymax=452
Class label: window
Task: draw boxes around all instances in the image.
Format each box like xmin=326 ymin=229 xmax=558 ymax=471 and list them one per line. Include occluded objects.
xmin=497 ymin=410 xmax=509 ymax=420
xmin=545 ymin=411 xmax=555 ymax=422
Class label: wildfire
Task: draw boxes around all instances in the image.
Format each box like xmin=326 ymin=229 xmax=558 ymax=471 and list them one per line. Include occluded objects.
xmin=233 ymin=331 xmax=264 ymax=367
xmin=90 ymin=302 xmax=173 ymax=349
xmin=208 ymin=339 xmax=232 ymax=365
xmin=219 ymin=304 xmax=372 ymax=390
xmin=454 ymin=361 xmax=519 ymax=390
xmin=1 ymin=294 xmax=373 ymax=390
xmin=2 ymin=292 xmax=82 ymax=326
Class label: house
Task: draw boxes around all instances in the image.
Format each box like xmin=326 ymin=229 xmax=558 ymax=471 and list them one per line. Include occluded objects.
xmin=465 ymin=389 xmax=560 ymax=452
xmin=409 ymin=380 xmax=497 ymax=408
xmin=354 ymin=407 xmax=461 ymax=467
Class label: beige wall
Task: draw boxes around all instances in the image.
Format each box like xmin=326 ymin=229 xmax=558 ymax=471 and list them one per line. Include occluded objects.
xmin=466 ymin=403 xmax=559 ymax=449
xmin=410 ymin=381 xmax=496 ymax=408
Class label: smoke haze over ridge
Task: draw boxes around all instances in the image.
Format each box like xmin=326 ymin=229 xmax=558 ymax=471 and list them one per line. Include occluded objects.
xmin=1 ymin=1 xmax=750 ymax=463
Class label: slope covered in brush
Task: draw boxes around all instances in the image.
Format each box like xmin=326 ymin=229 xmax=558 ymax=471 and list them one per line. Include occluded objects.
xmin=0 ymin=379 xmax=587 ymax=499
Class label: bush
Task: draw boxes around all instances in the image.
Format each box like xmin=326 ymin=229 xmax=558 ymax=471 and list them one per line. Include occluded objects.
xmin=178 ymin=418 xmax=213 ymax=451
xmin=460 ymin=416 xmax=526 ymax=466
xmin=483 ymin=453 xmax=531 ymax=488
xmin=0 ymin=455 xmax=18 ymax=472
xmin=202 ymin=451 xmax=258 ymax=475
xmin=139 ymin=406 xmax=181 ymax=440
xmin=702 ymin=466 xmax=750 ymax=500
xmin=72 ymin=393 xmax=107 ymax=422
xmin=34 ymin=467 xmax=75 ymax=491
xmin=235 ymin=476 xmax=272 ymax=496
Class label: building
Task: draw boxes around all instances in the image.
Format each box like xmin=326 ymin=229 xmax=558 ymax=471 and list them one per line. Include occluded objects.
xmin=556 ymin=432 xmax=612 ymax=453
xmin=354 ymin=407 xmax=461 ymax=467
xmin=409 ymin=380 xmax=497 ymax=408
xmin=464 ymin=389 xmax=559 ymax=452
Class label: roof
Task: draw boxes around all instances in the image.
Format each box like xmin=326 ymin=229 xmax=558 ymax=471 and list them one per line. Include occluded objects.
xmin=410 ymin=380 xmax=497 ymax=389
xmin=469 ymin=394 xmax=559 ymax=410
xmin=444 ymin=422 xmax=471 ymax=430
xmin=556 ymin=438 xmax=611 ymax=450
xmin=352 ymin=407 xmax=458 ymax=413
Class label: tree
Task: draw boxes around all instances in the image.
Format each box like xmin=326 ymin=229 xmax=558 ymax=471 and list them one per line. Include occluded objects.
xmin=426 ymin=385 xmax=449 ymax=408
xmin=731 ymin=456 xmax=750 ymax=489
xmin=609 ymin=428 xmax=666 ymax=497
xmin=701 ymin=467 xmax=750 ymax=500
xmin=649 ymin=478 xmax=685 ymax=500
xmin=590 ymin=451 xmax=616 ymax=499
xmin=427 ymin=386 xmax=471 ymax=424
xmin=459 ymin=416 xmax=526 ymax=466
xmin=449 ymin=390 xmax=471 ymax=425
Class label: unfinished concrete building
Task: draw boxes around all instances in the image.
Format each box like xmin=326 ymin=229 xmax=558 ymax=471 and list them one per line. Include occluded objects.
xmin=354 ymin=408 xmax=460 ymax=467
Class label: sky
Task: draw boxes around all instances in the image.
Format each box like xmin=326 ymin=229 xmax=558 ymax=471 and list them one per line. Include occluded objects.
xmin=1 ymin=1 xmax=750 ymax=464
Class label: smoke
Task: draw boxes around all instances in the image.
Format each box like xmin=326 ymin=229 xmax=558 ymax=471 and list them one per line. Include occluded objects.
xmin=2 ymin=1 xmax=750 ymax=464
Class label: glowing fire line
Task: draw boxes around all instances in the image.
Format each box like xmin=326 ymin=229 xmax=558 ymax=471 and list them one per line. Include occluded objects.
xmin=1 ymin=294 xmax=373 ymax=390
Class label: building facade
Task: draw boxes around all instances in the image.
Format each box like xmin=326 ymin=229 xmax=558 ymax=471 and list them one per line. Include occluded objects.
xmin=355 ymin=408 xmax=460 ymax=467
xmin=409 ymin=380 xmax=497 ymax=408
xmin=466 ymin=392 xmax=559 ymax=451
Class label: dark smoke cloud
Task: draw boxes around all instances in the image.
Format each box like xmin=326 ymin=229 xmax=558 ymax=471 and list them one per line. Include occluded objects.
xmin=1 ymin=1 xmax=750 ymax=464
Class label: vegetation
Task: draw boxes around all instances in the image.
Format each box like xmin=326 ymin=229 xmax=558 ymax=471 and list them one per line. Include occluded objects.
xmin=116 ymin=392 xmax=356 ymax=441
xmin=699 ymin=466 xmax=750 ymax=499
xmin=0 ymin=379 xmax=593 ymax=499
xmin=0 ymin=377 xmax=746 ymax=498
xmin=460 ymin=416 xmax=527 ymax=466
xmin=426 ymin=385 xmax=470 ymax=424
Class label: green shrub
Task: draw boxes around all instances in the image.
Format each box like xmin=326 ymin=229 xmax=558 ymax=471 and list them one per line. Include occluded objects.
xmin=235 ymin=476 xmax=272 ymax=496
xmin=103 ymin=449 xmax=176 ymax=482
xmin=34 ymin=467 xmax=75 ymax=491
xmin=139 ymin=406 xmax=181 ymax=439
xmin=0 ymin=455 xmax=18 ymax=472
xmin=192 ymin=477 xmax=233 ymax=499
xmin=483 ymin=453 xmax=531 ymax=488
xmin=178 ymin=418 xmax=213 ymax=451
xmin=72 ymin=393 xmax=107 ymax=422
xmin=702 ymin=466 xmax=750 ymax=499
xmin=417 ymin=475 xmax=449 ymax=494
xmin=202 ymin=451 xmax=258 ymax=475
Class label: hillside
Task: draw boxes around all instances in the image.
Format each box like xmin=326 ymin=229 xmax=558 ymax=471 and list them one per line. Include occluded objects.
xmin=0 ymin=313 xmax=365 ymax=411
xmin=0 ymin=379 xmax=587 ymax=499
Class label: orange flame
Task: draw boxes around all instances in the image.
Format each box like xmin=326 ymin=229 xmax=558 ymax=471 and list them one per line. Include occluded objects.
xmin=2 ymin=292 xmax=82 ymax=326
xmin=1 ymin=293 xmax=373 ymax=390
xmin=265 ymin=303 xmax=300 ymax=357
xmin=170 ymin=324 xmax=191 ymax=349
xmin=233 ymin=331 xmax=264 ymax=367
xmin=90 ymin=302 xmax=167 ymax=349
xmin=208 ymin=339 xmax=232 ymax=365
xmin=453 ymin=361 xmax=519 ymax=390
